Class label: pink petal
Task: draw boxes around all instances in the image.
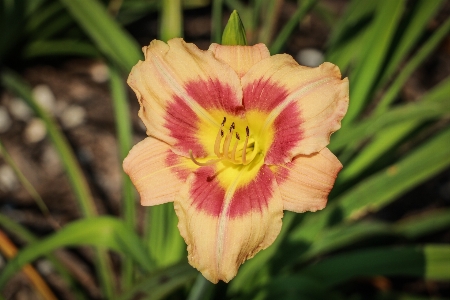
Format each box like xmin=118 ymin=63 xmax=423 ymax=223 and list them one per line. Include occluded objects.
xmin=127 ymin=38 xmax=245 ymax=157
xmin=174 ymin=164 xmax=283 ymax=283
xmin=209 ymin=43 xmax=270 ymax=78
xmin=273 ymin=148 xmax=342 ymax=213
xmin=242 ymin=55 xmax=349 ymax=164
xmin=123 ymin=137 xmax=194 ymax=206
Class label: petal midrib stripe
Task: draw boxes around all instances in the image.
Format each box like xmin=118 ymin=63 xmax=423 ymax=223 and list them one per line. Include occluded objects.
xmin=216 ymin=166 xmax=246 ymax=271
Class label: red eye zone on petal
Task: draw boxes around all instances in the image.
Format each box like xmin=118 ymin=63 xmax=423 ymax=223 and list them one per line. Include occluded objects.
xmin=164 ymin=79 xmax=245 ymax=158
xmin=188 ymin=164 xmax=275 ymax=218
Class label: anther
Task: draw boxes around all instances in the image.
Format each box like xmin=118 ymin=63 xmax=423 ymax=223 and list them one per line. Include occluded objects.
xmin=229 ymin=122 xmax=235 ymax=133
xmin=246 ymin=126 xmax=249 ymax=137
xmin=221 ymin=117 xmax=226 ymax=126
xmin=220 ymin=129 xmax=224 ymax=137
xmin=236 ymin=132 xmax=240 ymax=140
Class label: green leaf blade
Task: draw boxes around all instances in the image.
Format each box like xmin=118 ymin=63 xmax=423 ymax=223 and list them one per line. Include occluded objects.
xmin=0 ymin=217 xmax=155 ymax=289
xmin=58 ymin=0 xmax=142 ymax=72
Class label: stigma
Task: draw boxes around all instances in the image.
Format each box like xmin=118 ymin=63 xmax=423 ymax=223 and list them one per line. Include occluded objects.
xmin=189 ymin=117 xmax=252 ymax=167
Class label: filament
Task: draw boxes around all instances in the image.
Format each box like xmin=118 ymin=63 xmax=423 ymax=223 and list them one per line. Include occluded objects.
xmin=189 ymin=118 xmax=253 ymax=167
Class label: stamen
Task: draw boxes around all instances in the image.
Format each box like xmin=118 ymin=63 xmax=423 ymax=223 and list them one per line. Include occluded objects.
xmin=214 ymin=117 xmax=226 ymax=157
xmin=194 ymin=118 xmax=253 ymax=167
xmin=231 ymin=140 xmax=239 ymax=162
xmin=214 ymin=120 xmax=225 ymax=157
xmin=189 ymin=150 xmax=222 ymax=166
xmin=214 ymin=128 xmax=223 ymax=157
xmin=223 ymin=125 xmax=234 ymax=159
xmin=242 ymin=127 xmax=249 ymax=165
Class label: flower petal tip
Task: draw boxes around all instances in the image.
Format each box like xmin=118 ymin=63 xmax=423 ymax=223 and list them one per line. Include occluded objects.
xmin=275 ymin=148 xmax=342 ymax=214
xmin=123 ymin=138 xmax=191 ymax=206
xmin=174 ymin=165 xmax=283 ymax=283
xmin=209 ymin=43 xmax=270 ymax=78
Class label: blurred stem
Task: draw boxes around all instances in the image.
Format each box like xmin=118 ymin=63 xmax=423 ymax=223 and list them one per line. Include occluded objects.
xmin=1 ymin=70 xmax=96 ymax=217
xmin=160 ymin=0 xmax=183 ymax=41
xmin=211 ymin=0 xmax=224 ymax=43
xmin=376 ymin=0 xmax=446 ymax=91
xmin=108 ymin=64 xmax=135 ymax=228
xmin=59 ymin=0 xmax=142 ymax=72
xmin=0 ymin=230 xmax=57 ymax=300
xmin=116 ymin=263 xmax=197 ymax=300
xmin=145 ymin=204 xmax=185 ymax=268
xmin=269 ymin=0 xmax=317 ymax=54
xmin=1 ymin=70 xmax=115 ymax=299
xmin=224 ymin=0 xmax=247 ymax=17
xmin=95 ymin=248 xmax=115 ymax=300
xmin=0 ymin=214 xmax=86 ymax=299
xmin=257 ymin=0 xmax=283 ymax=45
xmin=251 ymin=0 xmax=263 ymax=41
xmin=187 ymin=274 xmax=213 ymax=300
xmin=343 ymin=0 xmax=405 ymax=125
xmin=374 ymin=17 xmax=450 ymax=116
xmin=0 ymin=214 xmax=36 ymax=242
xmin=109 ymin=63 xmax=135 ymax=289
xmin=0 ymin=140 xmax=59 ymax=229
xmin=108 ymin=0 xmax=123 ymax=16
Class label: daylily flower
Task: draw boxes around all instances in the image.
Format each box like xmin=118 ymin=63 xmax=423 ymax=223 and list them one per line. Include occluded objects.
xmin=124 ymin=38 xmax=348 ymax=283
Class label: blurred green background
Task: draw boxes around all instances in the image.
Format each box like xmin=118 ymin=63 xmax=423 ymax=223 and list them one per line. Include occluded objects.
xmin=0 ymin=0 xmax=449 ymax=299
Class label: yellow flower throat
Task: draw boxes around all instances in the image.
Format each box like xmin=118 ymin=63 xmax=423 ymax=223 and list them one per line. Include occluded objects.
xmin=189 ymin=117 xmax=255 ymax=166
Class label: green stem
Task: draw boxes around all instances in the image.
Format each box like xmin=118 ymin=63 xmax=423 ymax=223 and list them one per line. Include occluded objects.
xmin=1 ymin=70 xmax=96 ymax=217
xmin=160 ymin=0 xmax=183 ymax=41
xmin=269 ymin=0 xmax=317 ymax=54
xmin=187 ymin=275 xmax=213 ymax=300
xmin=109 ymin=63 xmax=135 ymax=289
xmin=374 ymin=17 xmax=450 ymax=115
xmin=211 ymin=0 xmax=224 ymax=43
xmin=1 ymin=70 xmax=115 ymax=299
xmin=0 ymin=140 xmax=57 ymax=227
